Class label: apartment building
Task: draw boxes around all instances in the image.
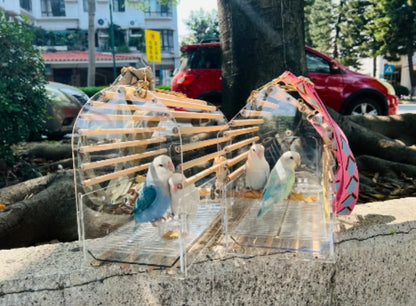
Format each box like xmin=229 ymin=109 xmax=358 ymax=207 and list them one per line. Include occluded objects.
xmin=0 ymin=0 xmax=180 ymax=86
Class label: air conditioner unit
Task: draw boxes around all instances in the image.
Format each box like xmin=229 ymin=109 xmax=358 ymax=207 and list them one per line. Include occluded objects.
xmin=97 ymin=18 xmax=107 ymax=27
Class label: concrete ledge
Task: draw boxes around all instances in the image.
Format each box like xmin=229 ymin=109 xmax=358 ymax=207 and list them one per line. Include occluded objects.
xmin=1 ymin=198 xmax=416 ymax=305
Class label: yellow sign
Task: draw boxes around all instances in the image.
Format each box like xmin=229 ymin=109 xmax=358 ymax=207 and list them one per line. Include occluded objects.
xmin=145 ymin=29 xmax=161 ymax=63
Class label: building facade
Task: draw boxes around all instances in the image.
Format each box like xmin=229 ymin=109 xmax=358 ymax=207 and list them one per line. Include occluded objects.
xmin=0 ymin=0 xmax=180 ymax=86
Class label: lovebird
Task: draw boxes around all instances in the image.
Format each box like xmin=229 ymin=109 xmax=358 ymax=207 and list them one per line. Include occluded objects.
xmin=168 ymin=172 xmax=199 ymax=222
xmin=133 ymin=155 xmax=175 ymax=224
xmin=257 ymin=151 xmax=301 ymax=218
xmin=245 ymin=143 xmax=270 ymax=190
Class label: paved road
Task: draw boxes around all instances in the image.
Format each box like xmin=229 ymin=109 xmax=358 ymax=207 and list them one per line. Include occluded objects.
xmin=398 ymin=103 xmax=416 ymax=114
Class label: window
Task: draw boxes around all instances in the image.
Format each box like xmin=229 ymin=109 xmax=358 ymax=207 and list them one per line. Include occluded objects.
xmin=157 ymin=1 xmax=171 ymax=16
xmin=159 ymin=29 xmax=173 ymax=52
xmin=306 ymin=51 xmax=330 ymax=74
xmin=20 ymin=0 xmax=32 ymax=12
xmin=145 ymin=0 xmax=172 ymax=17
xmin=188 ymin=47 xmax=221 ymax=69
xmin=41 ymin=0 xmax=66 ymax=17
xmin=113 ymin=0 xmax=125 ymax=12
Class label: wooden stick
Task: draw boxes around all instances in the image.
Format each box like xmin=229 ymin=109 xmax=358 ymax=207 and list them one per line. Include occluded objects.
xmin=174 ymin=124 xmax=229 ymax=135
xmin=79 ymin=137 xmax=167 ymax=154
xmin=226 ymin=151 xmax=249 ymax=168
xmin=154 ymin=91 xmax=209 ymax=105
xmin=83 ymin=162 xmax=150 ymax=187
xmin=81 ymin=148 xmax=168 ymax=171
xmin=177 ymin=136 xmax=230 ymax=153
xmin=229 ymin=119 xmax=264 ymax=127
xmin=253 ymin=99 xmax=280 ymax=109
xmin=240 ymin=109 xmax=272 ymax=117
xmin=170 ymin=111 xmax=224 ymax=120
xmin=226 ymin=165 xmax=245 ymax=183
xmin=89 ymin=101 xmax=143 ymax=110
xmin=223 ymin=126 xmax=259 ymax=138
xmin=184 ymin=161 xmax=226 ymax=187
xmin=78 ymin=127 xmax=165 ymax=136
xmin=177 ymin=150 xmax=226 ymax=172
xmin=80 ymin=113 xmax=168 ymax=122
xmin=156 ymin=98 xmax=216 ymax=111
xmin=224 ymin=136 xmax=260 ymax=153
xmin=99 ymin=91 xmax=216 ymax=111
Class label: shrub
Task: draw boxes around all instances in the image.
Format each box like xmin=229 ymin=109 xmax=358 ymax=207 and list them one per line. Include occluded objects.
xmin=0 ymin=12 xmax=50 ymax=160
xmin=156 ymin=85 xmax=171 ymax=91
xmin=80 ymin=86 xmax=107 ymax=97
xmin=393 ymin=84 xmax=410 ymax=97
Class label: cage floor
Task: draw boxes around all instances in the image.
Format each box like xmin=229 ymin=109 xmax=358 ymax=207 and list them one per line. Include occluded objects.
xmin=86 ymin=202 xmax=222 ymax=267
xmin=229 ymin=195 xmax=333 ymax=255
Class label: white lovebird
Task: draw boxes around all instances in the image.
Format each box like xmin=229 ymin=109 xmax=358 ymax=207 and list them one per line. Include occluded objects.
xmin=133 ymin=155 xmax=175 ymax=223
xmin=257 ymin=151 xmax=301 ymax=218
xmin=245 ymin=143 xmax=270 ymax=190
xmin=168 ymin=172 xmax=199 ymax=222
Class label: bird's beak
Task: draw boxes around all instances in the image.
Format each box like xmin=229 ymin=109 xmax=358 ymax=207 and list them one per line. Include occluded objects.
xmin=167 ymin=161 xmax=175 ymax=172
xmin=257 ymin=149 xmax=264 ymax=159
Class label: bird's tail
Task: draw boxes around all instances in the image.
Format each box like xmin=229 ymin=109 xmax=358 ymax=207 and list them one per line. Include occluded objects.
xmin=257 ymin=200 xmax=272 ymax=218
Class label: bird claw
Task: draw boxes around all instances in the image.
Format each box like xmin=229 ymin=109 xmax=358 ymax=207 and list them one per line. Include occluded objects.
xmin=151 ymin=216 xmax=166 ymax=227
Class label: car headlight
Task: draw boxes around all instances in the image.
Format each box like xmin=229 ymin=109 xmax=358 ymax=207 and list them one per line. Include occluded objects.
xmin=378 ymin=79 xmax=396 ymax=95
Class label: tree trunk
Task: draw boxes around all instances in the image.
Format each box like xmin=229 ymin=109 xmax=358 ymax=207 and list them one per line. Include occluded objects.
xmin=218 ymin=0 xmax=306 ymax=119
xmin=88 ymin=0 xmax=96 ymax=87
xmin=328 ymin=109 xmax=416 ymax=202
xmin=0 ymin=170 xmax=78 ymax=249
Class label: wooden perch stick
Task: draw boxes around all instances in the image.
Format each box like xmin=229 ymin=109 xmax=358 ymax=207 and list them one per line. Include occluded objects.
xmin=224 ymin=136 xmax=260 ymax=153
xmin=154 ymin=91 xmax=209 ymax=105
xmin=79 ymin=137 xmax=167 ymax=154
xmin=177 ymin=136 xmax=230 ymax=153
xmin=223 ymin=126 xmax=259 ymax=138
xmin=226 ymin=165 xmax=245 ymax=182
xmin=78 ymin=127 xmax=165 ymax=136
xmin=170 ymin=111 xmax=224 ymax=120
xmin=80 ymin=113 xmax=168 ymax=122
xmin=226 ymin=150 xmax=250 ymax=168
xmin=83 ymin=162 xmax=150 ymax=187
xmin=252 ymin=99 xmax=280 ymax=109
xmin=240 ymin=109 xmax=272 ymax=117
xmin=177 ymin=150 xmax=226 ymax=172
xmin=184 ymin=161 xmax=226 ymax=187
xmin=229 ymin=119 xmax=264 ymax=126
xmin=81 ymin=148 xmax=168 ymax=171
xmin=174 ymin=124 xmax=229 ymax=135
xmin=98 ymin=92 xmax=216 ymax=111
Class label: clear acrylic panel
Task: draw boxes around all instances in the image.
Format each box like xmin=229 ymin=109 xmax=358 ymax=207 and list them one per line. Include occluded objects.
xmin=72 ymin=84 xmax=226 ymax=274
xmin=221 ymin=78 xmax=335 ymax=262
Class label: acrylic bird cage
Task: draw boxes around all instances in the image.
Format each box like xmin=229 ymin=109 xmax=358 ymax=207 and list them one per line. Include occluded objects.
xmin=72 ymin=67 xmax=227 ymax=274
xmin=220 ymin=71 xmax=359 ymax=262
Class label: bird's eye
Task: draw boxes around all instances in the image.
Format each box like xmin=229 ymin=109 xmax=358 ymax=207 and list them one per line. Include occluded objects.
xmin=252 ymin=148 xmax=256 ymax=152
xmin=159 ymin=164 xmax=164 ymax=167
xmin=289 ymin=156 xmax=293 ymax=159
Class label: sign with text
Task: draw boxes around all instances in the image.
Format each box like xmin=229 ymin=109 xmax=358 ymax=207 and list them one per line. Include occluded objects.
xmin=145 ymin=29 xmax=161 ymax=63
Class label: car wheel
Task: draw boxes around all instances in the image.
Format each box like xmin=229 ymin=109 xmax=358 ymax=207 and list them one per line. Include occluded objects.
xmin=345 ymin=98 xmax=382 ymax=115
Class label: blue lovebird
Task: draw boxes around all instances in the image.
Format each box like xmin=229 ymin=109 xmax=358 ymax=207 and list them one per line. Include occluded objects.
xmin=257 ymin=151 xmax=301 ymax=218
xmin=133 ymin=155 xmax=175 ymax=224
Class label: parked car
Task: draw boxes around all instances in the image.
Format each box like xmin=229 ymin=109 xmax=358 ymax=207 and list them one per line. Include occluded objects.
xmin=44 ymin=82 xmax=88 ymax=136
xmin=171 ymin=42 xmax=399 ymax=115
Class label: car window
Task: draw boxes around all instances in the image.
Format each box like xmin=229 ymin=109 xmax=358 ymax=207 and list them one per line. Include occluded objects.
xmin=188 ymin=47 xmax=222 ymax=69
xmin=178 ymin=56 xmax=189 ymax=72
xmin=306 ymin=51 xmax=331 ymax=74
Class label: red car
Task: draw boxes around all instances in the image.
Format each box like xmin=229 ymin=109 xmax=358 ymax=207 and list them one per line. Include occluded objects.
xmin=171 ymin=42 xmax=399 ymax=115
